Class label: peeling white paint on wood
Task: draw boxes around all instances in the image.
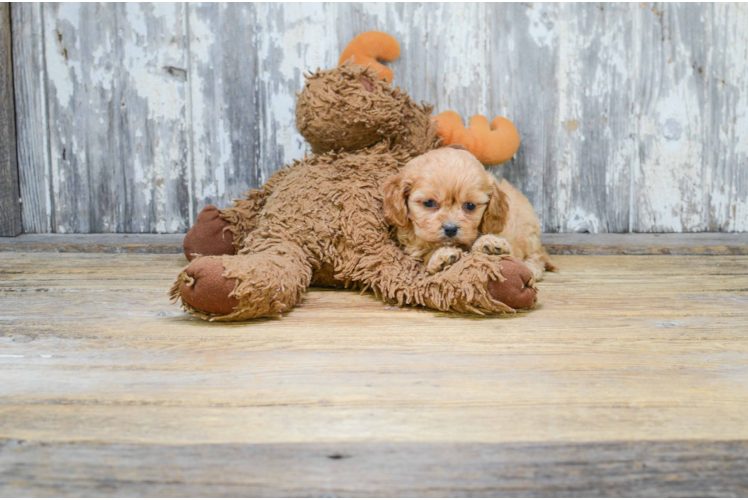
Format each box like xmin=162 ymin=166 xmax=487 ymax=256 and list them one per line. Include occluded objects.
xmin=634 ymin=3 xmax=709 ymax=233
xmin=254 ymin=3 xmax=339 ymax=181
xmin=12 ymin=2 xmax=748 ymax=233
xmin=709 ymin=4 xmax=748 ymax=232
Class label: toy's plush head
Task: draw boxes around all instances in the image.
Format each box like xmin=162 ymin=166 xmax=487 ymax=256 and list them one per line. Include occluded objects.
xmin=295 ymin=32 xmax=440 ymax=158
xmin=295 ymin=64 xmax=410 ymax=154
xmin=295 ymin=31 xmax=521 ymax=165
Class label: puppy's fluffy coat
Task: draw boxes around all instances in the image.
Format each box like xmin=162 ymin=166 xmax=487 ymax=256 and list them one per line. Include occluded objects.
xmin=383 ymin=147 xmax=556 ymax=280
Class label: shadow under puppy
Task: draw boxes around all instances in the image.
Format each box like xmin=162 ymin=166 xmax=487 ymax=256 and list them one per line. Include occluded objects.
xmin=382 ymin=147 xmax=557 ymax=281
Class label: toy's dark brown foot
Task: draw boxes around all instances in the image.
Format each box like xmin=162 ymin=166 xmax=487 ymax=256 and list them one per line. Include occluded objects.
xmin=487 ymin=257 xmax=537 ymax=309
xmin=179 ymin=258 xmax=239 ymax=315
xmin=183 ymin=205 xmax=236 ymax=261
xmin=176 ymin=243 xmax=313 ymax=320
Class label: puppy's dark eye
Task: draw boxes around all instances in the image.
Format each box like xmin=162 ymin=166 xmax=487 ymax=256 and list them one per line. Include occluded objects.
xmin=423 ymin=200 xmax=436 ymax=208
xmin=464 ymin=202 xmax=476 ymax=211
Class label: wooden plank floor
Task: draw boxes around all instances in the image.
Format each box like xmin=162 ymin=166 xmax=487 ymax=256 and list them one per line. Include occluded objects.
xmin=1 ymin=252 xmax=748 ymax=496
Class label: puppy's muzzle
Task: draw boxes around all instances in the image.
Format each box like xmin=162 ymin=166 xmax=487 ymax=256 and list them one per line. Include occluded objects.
xmin=442 ymin=223 xmax=459 ymax=238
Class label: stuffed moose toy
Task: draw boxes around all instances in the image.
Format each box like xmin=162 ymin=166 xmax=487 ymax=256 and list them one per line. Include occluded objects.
xmin=171 ymin=31 xmax=537 ymax=321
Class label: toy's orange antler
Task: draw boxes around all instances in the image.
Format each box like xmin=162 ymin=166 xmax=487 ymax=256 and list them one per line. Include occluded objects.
xmin=434 ymin=111 xmax=520 ymax=165
xmin=339 ymin=31 xmax=400 ymax=83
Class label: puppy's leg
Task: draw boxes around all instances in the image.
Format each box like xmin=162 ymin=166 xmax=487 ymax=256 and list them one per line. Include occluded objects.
xmin=522 ymin=256 xmax=546 ymax=283
xmin=542 ymin=253 xmax=559 ymax=272
xmin=523 ymin=251 xmax=558 ymax=283
xmin=427 ymin=247 xmax=464 ymax=274
xmin=473 ymin=235 xmax=512 ymax=256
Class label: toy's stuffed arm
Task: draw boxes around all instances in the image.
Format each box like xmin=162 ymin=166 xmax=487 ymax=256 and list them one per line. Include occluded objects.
xmin=338 ymin=31 xmax=400 ymax=83
xmin=434 ymin=111 xmax=521 ymax=166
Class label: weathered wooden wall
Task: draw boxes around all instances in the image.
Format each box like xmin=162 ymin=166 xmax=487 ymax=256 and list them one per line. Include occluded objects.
xmin=0 ymin=3 xmax=22 ymax=236
xmin=11 ymin=3 xmax=748 ymax=234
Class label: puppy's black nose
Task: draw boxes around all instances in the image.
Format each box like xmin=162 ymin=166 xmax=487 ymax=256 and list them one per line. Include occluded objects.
xmin=443 ymin=223 xmax=459 ymax=238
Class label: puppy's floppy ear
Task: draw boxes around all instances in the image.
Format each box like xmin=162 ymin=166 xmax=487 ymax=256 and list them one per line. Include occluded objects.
xmin=479 ymin=178 xmax=510 ymax=235
xmin=382 ymin=172 xmax=411 ymax=228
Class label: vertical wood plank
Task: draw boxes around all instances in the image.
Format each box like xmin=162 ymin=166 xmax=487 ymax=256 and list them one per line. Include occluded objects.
xmin=0 ymin=2 xmax=22 ymax=236
xmin=254 ymin=3 xmax=339 ymax=183
xmin=708 ymin=4 xmax=748 ymax=232
xmin=42 ymin=3 xmax=189 ymax=233
xmin=11 ymin=3 xmax=50 ymax=234
xmin=487 ymin=3 xmax=559 ymax=232
xmin=633 ymin=3 xmax=710 ymax=232
xmin=547 ymin=3 xmax=636 ymax=233
xmin=116 ymin=3 xmax=190 ymax=233
xmin=398 ymin=3 xmax=490 ymax=117
xmin=187 ymin=3 xmax=259 ymax=220
xmin=42 ymin=2 xmax=92 ymax=233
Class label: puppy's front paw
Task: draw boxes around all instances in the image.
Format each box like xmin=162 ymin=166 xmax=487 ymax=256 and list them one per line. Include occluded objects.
xmin=427 ymin=247 xmax=463 ymax=274
xmin=474 ymin=235 xmax=512 ymax=256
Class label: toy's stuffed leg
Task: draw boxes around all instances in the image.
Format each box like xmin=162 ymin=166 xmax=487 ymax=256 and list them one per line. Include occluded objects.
xmin=183 ymin=169 xmax=293 ymax=261
xmin=172 ymin=241 xmax=313 ymax=320
xmin=345 ymin=241 xmax=537 ymax=313
xmin=183 ymin=196 xmax=267 ymax=262
xmin=182 ymin=205 xmax=235 ymax=261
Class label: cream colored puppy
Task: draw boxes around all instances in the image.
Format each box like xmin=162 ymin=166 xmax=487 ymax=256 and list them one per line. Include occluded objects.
xmin=382 ymin=147 xmax=556 ymax=280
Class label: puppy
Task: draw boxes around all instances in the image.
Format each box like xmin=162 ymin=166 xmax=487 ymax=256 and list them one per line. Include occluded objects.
xmin=382 ymin=147 xmax=556 ymax=280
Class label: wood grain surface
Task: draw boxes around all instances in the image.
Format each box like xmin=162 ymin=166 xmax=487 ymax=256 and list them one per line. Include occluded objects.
xmin=11 ymin=3 xmax=748 ymax=234
xmin=2 ymin=440 xmax=747 ymax=497
xmin=11 ymin=3 xmax=51 ymax=234
xmin=0 ymin=3 xmax=21 ymax=236
xmin=1 ymin=252 xmax=747 ymax=495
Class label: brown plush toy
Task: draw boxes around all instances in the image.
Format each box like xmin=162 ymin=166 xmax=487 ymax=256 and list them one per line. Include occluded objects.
xmin=171 ymin=31 xmax=536 ymax=321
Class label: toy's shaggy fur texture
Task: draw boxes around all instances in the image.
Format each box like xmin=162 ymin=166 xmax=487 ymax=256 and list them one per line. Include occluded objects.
xmin=172 ymin=57 xmax=538 ymax=320
xmin=296 ymin=65 xmax=438 ymax=157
